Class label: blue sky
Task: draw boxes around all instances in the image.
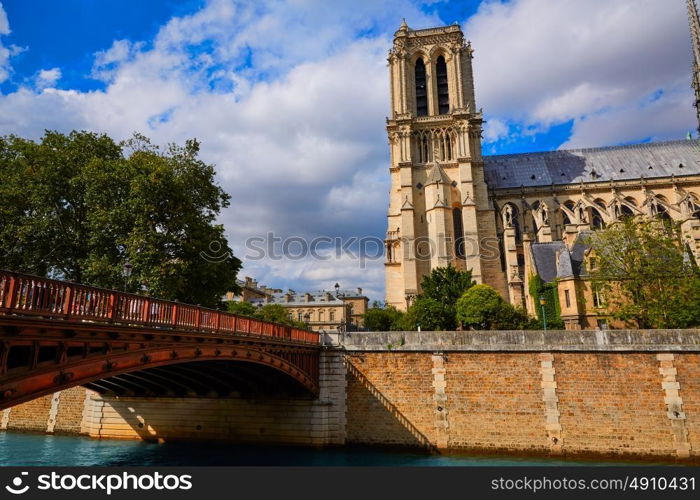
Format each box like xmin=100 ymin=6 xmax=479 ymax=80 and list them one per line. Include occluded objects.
xmin=0 ymin=0 xmax=696 ymax=300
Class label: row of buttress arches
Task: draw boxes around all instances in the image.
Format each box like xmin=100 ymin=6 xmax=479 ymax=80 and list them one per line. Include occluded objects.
xmin=498 ymin=192 xmax=700 ymax=242
xmin=413 ymin=128 xmax=457 ymax=163
xmin=413 ymin=52 xmax=451 ymax=116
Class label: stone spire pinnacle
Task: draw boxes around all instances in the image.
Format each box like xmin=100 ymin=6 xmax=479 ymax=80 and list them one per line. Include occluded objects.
xmin=688 ymin=0 xmax=700 ymax=133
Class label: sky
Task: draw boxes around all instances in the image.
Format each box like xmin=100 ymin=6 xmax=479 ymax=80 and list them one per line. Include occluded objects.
xmin=0 ymin=0 xmax=697 ymax=302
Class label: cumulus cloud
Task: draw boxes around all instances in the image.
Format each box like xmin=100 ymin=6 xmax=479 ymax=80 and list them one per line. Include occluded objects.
xmin=34 ymin=68 xmax=61 ymax=89
xmin=0 ymin=2 xmax=14 ymax=83
xmin=466 ymin=0 xmax=696 ymax=148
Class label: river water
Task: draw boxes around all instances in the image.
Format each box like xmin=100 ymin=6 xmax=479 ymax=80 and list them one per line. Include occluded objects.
xmin=0 ymin=432 xmax=658 ymax=466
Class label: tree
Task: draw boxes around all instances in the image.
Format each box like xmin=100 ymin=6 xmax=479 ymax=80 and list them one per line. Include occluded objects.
xmin=401 ymin=297 xmax=454 ymax=331
xmin=226 ymin=301 xmax=257 ymax=317
xmin=456 ymin=284 xmax=536 ymax=330
xmin=587 ymin=217 xmax=700 ymax=328
xmin=0 ymin=131 xmax=241 ymax=308
xmin=254 ymin=304 xmax=306 ymax=328
xmin=362 ymin=305 xmax=405 ymax=331
xmin=420 ymin=265 xmax=475 ymax=304
xmin=405 ymin=265 xmax=476 ymax=330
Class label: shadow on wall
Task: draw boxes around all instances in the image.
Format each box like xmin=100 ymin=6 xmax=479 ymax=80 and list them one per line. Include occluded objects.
xmin=88 ymin=360 xmax=319 ymax=443
xmin=345 ymin=360 xmax=436 ymax=452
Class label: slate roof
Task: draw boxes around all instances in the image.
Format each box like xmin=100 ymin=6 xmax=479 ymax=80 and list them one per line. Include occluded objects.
xmin=249 ymin=289 xmax=367 ymax=308
xmin=531 ymin=241 xmax=567 ymax=283
xmin=483 ymin=139 xmax=700 ymax=189
xmin=531 ymin=233 xmax=592 ymax=283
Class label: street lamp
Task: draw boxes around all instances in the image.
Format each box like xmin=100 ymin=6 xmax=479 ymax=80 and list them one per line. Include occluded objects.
xmin=334 ymin=283 xmax=347 ymax=332
xmin=539 ymin=294 xmax=548 ymax=331
xmin=122 ymin=261 xmax=132 ymax=291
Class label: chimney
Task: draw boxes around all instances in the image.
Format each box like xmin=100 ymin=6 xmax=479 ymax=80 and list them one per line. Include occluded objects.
xmin=245 ymin=276 xmax=253 ymax=287
xmin=357 ymin=287 xmax=363 ymax=295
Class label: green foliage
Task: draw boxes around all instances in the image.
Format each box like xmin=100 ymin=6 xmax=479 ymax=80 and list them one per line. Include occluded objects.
xmin=587 ymin=217 xmax=700 ymax=328
xmin=407 ymin=265 xmax=475 ymax=330
xmin=362 ymin=305 xmax=405 ymax=331
xmin=420 ymin=265 xmax=475 ymax=304
xmin=0 ymin=130 xmax=240 ymax=308
xmin=254 ymin=304 xmax=306 ymax=328
xmin=226 ymin=301 xmax=257 ymax=317
xmin=456 ymin=284 xmax=537 ymax=330
xmin=401 ymin=297 xmax=455 ymax=331
xmin=528 ymin=274 xmax=564 ymax=329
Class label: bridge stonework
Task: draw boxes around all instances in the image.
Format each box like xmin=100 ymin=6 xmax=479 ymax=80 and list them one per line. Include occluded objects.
xmin=3 ymin=330 xmax=700 ymax=462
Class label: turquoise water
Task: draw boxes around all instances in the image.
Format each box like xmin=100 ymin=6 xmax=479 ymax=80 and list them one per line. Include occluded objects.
xmin=0 ymin=432 xmax=660 ymax=466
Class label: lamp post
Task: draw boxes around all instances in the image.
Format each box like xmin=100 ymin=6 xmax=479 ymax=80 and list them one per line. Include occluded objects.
xmin=539 ymin=294 xmax=548 ymax=331
xmin=122 ymin=261 xmax=132 ymax=291
xmin=334 ymin=282 xmax=346 ymax=333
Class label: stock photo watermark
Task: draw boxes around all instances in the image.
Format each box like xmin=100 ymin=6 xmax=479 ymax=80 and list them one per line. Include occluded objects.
xmin=199 ymin=233 xmax=501 ymax=269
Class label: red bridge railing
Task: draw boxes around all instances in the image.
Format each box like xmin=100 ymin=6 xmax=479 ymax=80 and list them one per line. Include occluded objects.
xmin=0 ymin=271 xmax=319 ymax=344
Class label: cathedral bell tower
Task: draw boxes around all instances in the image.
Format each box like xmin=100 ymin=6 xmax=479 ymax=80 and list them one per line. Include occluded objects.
xmin=384 ymin=21 xmax=507 ymax=310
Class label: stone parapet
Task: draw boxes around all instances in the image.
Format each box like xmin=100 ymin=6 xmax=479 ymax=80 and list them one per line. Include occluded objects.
xmin=341 ymin=330 xmax=700 ymax=352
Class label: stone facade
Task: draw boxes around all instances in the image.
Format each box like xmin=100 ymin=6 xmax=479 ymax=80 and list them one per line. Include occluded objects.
xmin=384 ymin=21 xmax=700 ymax=329
xmin=227 ymin=285 xmax=369 ymax=332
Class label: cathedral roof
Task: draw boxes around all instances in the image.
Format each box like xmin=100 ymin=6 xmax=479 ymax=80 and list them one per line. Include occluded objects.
xmin=483 ymin=139 xmax=700 ymax=189
xmin=531 ymin=233 xmax=591 ymax=283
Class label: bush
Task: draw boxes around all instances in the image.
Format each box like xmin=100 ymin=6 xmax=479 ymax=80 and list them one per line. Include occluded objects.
xmin=401 ymin=297 xmax=455 ymax=331
xmin=362 ymin=305 xmax=405 ymax=331
xmin=226 ymin=301 xmax=257 ymax=317
xmin=456 ymin=284 xmax=537 ymax=330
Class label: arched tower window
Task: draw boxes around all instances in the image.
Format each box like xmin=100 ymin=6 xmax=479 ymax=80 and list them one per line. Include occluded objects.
xmin=415 ymin=58 xmax=428 ymax=117
xmin=453 ymin=207 xmax=465 ymax=259
xmin=436 ymin=55 xmax=449 ymax=115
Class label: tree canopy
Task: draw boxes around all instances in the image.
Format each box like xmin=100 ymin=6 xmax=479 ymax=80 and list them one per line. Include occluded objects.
xmin=362 ymin=304 xmax=405 ymax=331
xmin=456 ymin=284 xmax=536 ymax=330
xmin=0 ymin=130 xmax=241 ymax=308
xmin=586 ymin=217 xmax=700 ymax=328
xmin=405 ymin=265 xmax=475 ymax=330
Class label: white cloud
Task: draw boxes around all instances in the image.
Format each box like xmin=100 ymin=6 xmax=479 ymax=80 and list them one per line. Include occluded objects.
xmin=0 ymin=2 xmax=12 ymax=83
xmin=35 ymin=67 xmax=61 ymax=89
xmin=466 ymin=0 xmax=695 ymax=147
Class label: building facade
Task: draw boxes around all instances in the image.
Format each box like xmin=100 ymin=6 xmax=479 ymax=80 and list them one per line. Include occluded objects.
xmin=385 ymin=12 xmax=700 ymax=329
xmin=225 ymin=283 xmax=369 ymax=333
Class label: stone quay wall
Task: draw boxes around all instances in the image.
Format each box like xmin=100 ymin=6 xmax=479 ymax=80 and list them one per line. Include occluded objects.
xmin=341 ymin=330 xmax=700 ymax=462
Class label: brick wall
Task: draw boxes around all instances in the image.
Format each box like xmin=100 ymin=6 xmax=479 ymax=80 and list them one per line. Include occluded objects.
xmin=444 ymin=353 xmax=547 ymax=453
xmin=343 ymin=343 xmax=700 ymax=462
xmin=54 ymin=387 xmax=90 ymax=434
xmin=675 ymin=354 xmax=700 ymax=458
xmin=555 ymin=353 xmax=675 ymax=458
xmin=4 ymin=394 xmax=53 ymax=432
xmin=346 ymin=353 xmax=436 ymax=447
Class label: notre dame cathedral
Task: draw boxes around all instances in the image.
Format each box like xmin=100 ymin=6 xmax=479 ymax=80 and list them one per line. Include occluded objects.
xmin=384 ymin=3 xmax=700 ymax=329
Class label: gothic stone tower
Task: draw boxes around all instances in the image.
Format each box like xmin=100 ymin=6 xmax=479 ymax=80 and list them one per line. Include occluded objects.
xmin=384 ymin=21 xmax=507 ymax=310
